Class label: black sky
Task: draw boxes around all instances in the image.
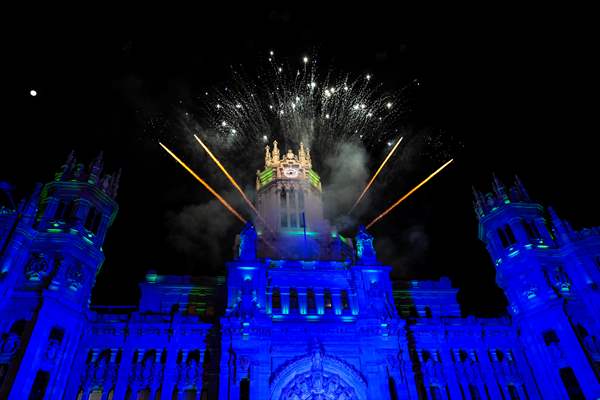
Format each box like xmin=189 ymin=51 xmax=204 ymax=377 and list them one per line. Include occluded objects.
xmin=3 ymin=8 xmax=599 ymax=316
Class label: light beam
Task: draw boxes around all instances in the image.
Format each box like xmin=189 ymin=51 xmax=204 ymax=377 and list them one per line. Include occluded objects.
xmin=159 ymin=142 xmax=247 ymax=224
xmin=193 ymin=134 xmax=264 ymax=221
xmin=349 ymin=137 xmax=403 ymax=214
xmin=366 ymin=159 xmax=454 ymax=229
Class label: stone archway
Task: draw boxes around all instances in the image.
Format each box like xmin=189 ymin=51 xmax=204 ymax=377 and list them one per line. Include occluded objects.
xmin=270 ymin=343 xmax=367 ymax=400
xmin=279 ymin=368 xmax=358 ymax=399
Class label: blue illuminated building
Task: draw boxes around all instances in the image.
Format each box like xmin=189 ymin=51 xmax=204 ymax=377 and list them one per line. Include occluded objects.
xmin=0 ymin=145 xmax=599 ymax=399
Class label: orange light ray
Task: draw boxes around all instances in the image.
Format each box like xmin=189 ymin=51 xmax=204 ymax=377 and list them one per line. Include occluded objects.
xmin=366 ymin=159 xmax=454 ymax=229
xmin=159 ymin=142 xmax=247 ymax=224
xmin=349 ymin=137 xmax=403 ymax=214
xmin=193 ymin=135 xmax=262 ymax=220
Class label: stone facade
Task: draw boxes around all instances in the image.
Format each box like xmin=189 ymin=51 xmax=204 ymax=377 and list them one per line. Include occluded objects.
xmin=0 ymin=148 xmax=598 ymax=399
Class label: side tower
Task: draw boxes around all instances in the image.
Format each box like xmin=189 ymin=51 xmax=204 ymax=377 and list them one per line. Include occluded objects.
xmin=0 ymin=151 xmax=119 ymax=399
xmin=474 ymin=176 xmax=600 ymax=399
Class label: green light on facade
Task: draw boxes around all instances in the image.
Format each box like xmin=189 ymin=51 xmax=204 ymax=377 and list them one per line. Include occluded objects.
xmin=47 ymin=228 xmax=62 ymax=233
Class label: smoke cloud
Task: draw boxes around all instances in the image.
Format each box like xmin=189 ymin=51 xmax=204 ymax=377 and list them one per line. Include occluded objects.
xmin=165 ymin=195 xmax=239 ymax=272
xmin=321 ymin=142 xmax=370 ymax=230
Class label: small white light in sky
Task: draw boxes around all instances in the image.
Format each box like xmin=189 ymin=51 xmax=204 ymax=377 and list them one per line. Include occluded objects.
xmin=235 ymin=104 xmax=242 ymax=108
xmin=367 ymin=112 xmax=373 ymax=117
xmin=221 ymin=121 xmax=227 ymax=127
xmin=279 ymin=110 xmax=284 ymax=115
xmin=30 ymin=90 xmax=37 ymax=97
xmin=360 ymin=104 xmax=366 ymax=109
xmin=231 ymin=129 xmax=237 ymax=133
xmin=387 ymin=141 xmax=392 ymax=147
xmin=366 ymin=74 xmax=371 ymax=80
xmin=303 ymin=56 xmax=309 ymax=63
xmin=216 ymin=104 xmax=221 ymax=109
xmin=344 ymin=86 xmax=348 ymax=91
xmin=386 ymin=102 xmax=393 ymax=109
xmin=278 ymin=67 xmax=282 ymax=72
xmin=325 ymin=114 xmax=330 ymax=119
xmin=263 ymin=135 xmax=268 ymax=141
xmin=269 ymin=50 xmax=274 ymax=56
xmin=310 ymin=82 xmax=316 ymax=88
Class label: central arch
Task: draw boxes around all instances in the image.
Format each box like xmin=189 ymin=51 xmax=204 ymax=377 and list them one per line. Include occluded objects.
xmin=270 ymin=354 xmax=367 ymax=400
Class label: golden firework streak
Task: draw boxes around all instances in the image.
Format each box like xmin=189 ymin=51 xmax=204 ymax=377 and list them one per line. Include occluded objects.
xmin=159 ymin=142 xmax=247 ymax=224
xmin=366 ymin=159 xmax=454 ymax=229
xmin=193 ymin=135 xmax=263 ymax=220
xmin=349 ymin=137 xmax=403 ymax=214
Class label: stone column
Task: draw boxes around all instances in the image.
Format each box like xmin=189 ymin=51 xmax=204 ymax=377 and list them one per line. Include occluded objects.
xmin=161 ymin=347 xmax=179 ymax=400
xmin=114 ymin=347 xmax=135 ymax=398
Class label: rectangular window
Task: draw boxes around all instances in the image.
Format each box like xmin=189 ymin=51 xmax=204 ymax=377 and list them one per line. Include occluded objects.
xmin=324 ymin=289 xmax=332 ymax=310
xmin=290 ymin=288 xmax=299 ymax=311
xmin=307 ymin=289 xmax=316 ymax=313
xmin=559 ymin=367 xmax=585 ymax=400
xmin=341 ymin=290 xmax=350 ymax=310
xmin=272 ymin=288 xmax=281 ymax=310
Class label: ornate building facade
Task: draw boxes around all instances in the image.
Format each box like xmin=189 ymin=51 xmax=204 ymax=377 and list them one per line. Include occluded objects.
xmin=0 ymin=144 xmax=599 ymax=399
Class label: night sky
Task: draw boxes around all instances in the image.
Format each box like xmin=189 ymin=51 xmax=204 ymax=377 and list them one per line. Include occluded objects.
xmin=3 ymin=9 xmax=598 ymax=316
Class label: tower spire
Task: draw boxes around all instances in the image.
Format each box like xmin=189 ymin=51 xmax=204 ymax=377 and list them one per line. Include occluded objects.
xmin=492 ymin=173 xmax=508 ymax=201
xmin=265 ymin=144 xmax=272 ymax=168
xmin=272 ymin=140 xmax=280 ymax=166
xmin=88 ymin=151 xmax=104 ymax=184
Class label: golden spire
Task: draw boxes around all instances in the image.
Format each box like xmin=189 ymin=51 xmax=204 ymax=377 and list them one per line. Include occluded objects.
xmin=272 ymin=140 xmax=280 ymax=166
xmin=306 ymin=146 xmax=312 ymax=169
xmin=265 ymin=144 xmax=272 ymax=168
xmin=299 ymin=142 xmax=306 ymax=165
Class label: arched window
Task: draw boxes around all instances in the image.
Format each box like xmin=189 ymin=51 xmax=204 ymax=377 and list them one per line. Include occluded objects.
xmin=272 ymin=287 xmax=281 ymax=310
xmin=324 ymin=289 xmax=332 ymax=310
xmin=507 ymin=384 xmax=519 ymax=400
xmin=469 ymin=384 xmax=482 ymax=400
xmin=559 ymin=367 xmax=585 ymax=399
xmin=429 ymin=385 xmax=443 ymax=400
xmin=280 ymin=189 xmax=288 ymax=228
xmin=424 ymin=306 xmax=432 ymax=318
xmin=288 ymin=190 xmax=297 ymax=227
xmin=84 ymin=207 xmax=102 ymax=234
xmin=388 ymin=375 xmax=398 ymax=400
xmin=497 ymin=228 xmax=509 ymax=248
xmin=298 ymin=190 xmax=305 ymax=228
xmin=49 ymin=327 xmax=64 ymax=342
xmin=341 ymin=290 xmax=350 ymax=310
xmin=55 ymin=201 xmax=67 ymax=219
xmin=28 ymin=370 xmax=50 ymax=400
xmin=240 ymin=378 xmax=250 ymax=400
xmin=543 ymin=330 xmax=560 ymax=346
xmin=307 ymin=289 xmax=316 ymax=313
xmin=505 ymin=225 xmax=517 ymax=245
xmin=290 ymin=288 xmax=299 ymax=311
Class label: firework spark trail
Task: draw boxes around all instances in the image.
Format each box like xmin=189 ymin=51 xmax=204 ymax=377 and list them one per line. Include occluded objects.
xmin=366 ymin=159 xmax=454 ymax=229
xmin=349 ymin=136 xmax=404 ymax=214
xmin=158 ymin=142 xmax=247 ymax=224
xmin=193 ymin=134 xmax=262 ymax=219
xmin=195 ymin=54 xmax=414 ymax=166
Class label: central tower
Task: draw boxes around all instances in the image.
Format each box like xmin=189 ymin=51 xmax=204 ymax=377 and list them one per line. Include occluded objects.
xmin=255 ymin=141 xmax=349 ymax=260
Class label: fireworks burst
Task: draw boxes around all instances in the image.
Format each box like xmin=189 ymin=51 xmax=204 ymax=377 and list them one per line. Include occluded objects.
xmin=191 ymin=52 xmax=416 ymax=169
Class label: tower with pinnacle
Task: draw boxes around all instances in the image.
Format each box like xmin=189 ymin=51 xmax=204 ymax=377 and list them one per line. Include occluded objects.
xmin=0 ymin=151 xmax=119 ymax=399
xmin=474 ymin=175 xmax=600 ymax=399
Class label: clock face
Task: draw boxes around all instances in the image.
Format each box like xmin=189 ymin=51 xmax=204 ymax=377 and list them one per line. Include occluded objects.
xmin=283 ymin=167 xmax=299 ymax=178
